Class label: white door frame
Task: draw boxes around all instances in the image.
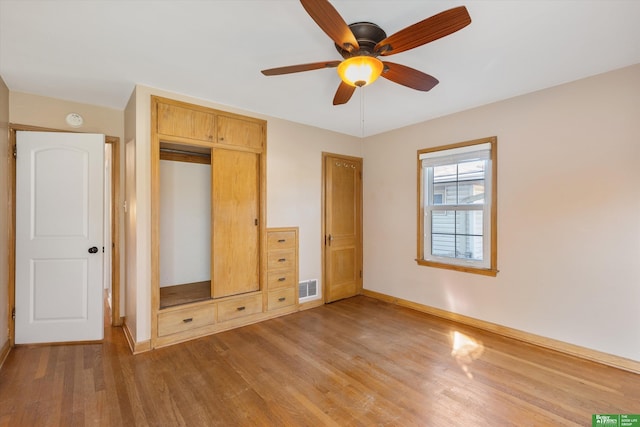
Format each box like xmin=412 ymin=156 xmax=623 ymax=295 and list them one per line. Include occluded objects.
xmin=7 ymin=124 xmax=121 ymax=346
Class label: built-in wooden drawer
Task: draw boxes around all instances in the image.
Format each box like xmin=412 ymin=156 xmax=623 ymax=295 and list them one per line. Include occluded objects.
xmin=217 ymin=294 xmax=263 ymax=323
xmin=267 ymin=230 xmax=296 ymax=251
xmin=267 ymin=249 xmax=296 ymax=270
xmin=268 ymin=288 xmax=296 ymax=311
xmin=267 ymin=270 xmax=296 ymax=290
xmin=158 ymin=304 xmax=216 ymax=337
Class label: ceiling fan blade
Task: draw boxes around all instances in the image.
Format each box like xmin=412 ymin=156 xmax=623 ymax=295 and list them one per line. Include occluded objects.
xmin=300 ymin=0 xmax=359 ymax=52
xmin=333 ymin=81 xmax=356 ymax=105
xmin=261 ymin=61 xmax=341 ymax=76
xmin=375 ymin=6 xmax=471 ymax=56
xmin=381 ymin=62 xmax=439 ymax=91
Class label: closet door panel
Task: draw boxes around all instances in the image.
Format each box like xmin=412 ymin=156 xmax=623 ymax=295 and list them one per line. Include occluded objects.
xmin=212 ymin=149 xmax=260 ymax=298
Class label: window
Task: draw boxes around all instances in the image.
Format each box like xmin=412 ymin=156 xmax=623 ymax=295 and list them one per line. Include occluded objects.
xmin=417 ymin=137 xmax=497 ymax=276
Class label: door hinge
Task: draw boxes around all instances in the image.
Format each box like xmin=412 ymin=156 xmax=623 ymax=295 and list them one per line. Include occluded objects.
xmin=13 ymin=145 xmax=17 ymax=159
xmin=254 ymin=218 xmax=258 ymax=226
xmin=12 ymin=307 xmax=15 ymax=320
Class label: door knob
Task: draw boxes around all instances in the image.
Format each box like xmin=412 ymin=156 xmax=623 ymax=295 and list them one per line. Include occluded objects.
xmin=88 ymin=246 xmax=99 ymax=254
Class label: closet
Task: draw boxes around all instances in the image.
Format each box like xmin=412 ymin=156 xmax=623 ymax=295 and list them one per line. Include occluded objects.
xmin=151 ymin=96 xmax=298 ymax=349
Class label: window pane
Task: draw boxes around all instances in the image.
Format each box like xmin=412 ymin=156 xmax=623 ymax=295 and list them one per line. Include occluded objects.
xmin=455 ymin=211 xmax=483 ymax=235
xmin=433 ymin=164 xmax=457 ymax=182
xmin=456 ymin=235 xmax=483 ymax=260
xmin=433 ymin=182 xmax=457 ymax=205
xmin=432 ymin=234 xmax=455 ymax=258
xmin=457 ymin=179 xmax=484 ymax=205
xmin=432 ymin=211 xmax=455 ymax=235
xmin=430 ymin=210 xmax=484 ymax=260
xmin=432 ymin=210 xmax=454 ymax=257
xmin=458 ymin=160 xmax=485 ymax=181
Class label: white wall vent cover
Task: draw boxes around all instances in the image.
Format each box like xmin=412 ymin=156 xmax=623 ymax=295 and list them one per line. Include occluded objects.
xmin=299 ymin=279 xmax=318 ymax=300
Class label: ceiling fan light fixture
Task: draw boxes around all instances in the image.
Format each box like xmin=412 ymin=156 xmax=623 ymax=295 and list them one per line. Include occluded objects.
xmin=337 ymin=56 xmax=383 ymax=87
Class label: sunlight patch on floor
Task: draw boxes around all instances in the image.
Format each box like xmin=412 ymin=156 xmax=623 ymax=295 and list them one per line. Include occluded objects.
xmin=451 ymin=331 xmax=484 ymax=379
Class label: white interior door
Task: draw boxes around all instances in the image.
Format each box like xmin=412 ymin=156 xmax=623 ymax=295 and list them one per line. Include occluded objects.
xmin=15 ymin=131 xmax=105 ymax=344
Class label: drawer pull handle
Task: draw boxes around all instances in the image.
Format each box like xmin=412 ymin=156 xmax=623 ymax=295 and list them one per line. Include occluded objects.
xmin=278 ymin=239 xmax=286 ymax=243
xmin=278 ymin=258 xmax=286 ymax=262
xmin=278 ymin=277 xmax=286 ymax=282
xmin=237 ymin=306 xmax=246 ymax=311
xmin=278 ymin=297 xmax=286 ymax=302
xmin=183 ymin=318 xmax=193 ymax=323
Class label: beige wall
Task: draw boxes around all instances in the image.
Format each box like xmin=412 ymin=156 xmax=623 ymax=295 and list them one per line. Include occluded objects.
xmin=266 ymin=117 xmax=363 ymax=291
xmin=363 ymin=64 xmax=640 ymax=361
xmin=10 ymin=92 xmax=123 ymax=138
xmin=0 ymin=76 xmax=9 ymax=357
xmin=6 ymin=65 xmax=637 ymax=362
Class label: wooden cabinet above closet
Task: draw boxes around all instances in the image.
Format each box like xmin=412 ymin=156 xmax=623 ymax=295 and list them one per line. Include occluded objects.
xmin=156 ymin=101 xmax=216 ymax=143
xmin=217 ymin=115 xmax=264 ymax=150
xmin=154 ymin=97 xmax=266 ymax=151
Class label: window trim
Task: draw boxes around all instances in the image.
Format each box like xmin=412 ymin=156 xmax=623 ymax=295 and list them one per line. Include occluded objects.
xmin=417 ymin=137 xmax=498 ymax=276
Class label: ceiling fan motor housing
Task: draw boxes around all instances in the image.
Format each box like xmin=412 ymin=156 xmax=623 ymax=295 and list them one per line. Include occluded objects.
xmin=335 ymin=22 xmax=387 ymax=58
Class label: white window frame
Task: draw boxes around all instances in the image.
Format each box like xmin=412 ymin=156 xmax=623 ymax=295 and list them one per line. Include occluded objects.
xmin=417 ymin=137 xmax=497 ymax=276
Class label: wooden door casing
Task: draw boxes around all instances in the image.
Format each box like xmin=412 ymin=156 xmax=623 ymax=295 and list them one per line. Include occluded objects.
xmin=324 ymin=154 xmax=363 ymax=303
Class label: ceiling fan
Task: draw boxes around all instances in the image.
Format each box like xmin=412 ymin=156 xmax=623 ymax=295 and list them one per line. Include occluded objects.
xmin=261 ymin=0 xmax=471 ymax=105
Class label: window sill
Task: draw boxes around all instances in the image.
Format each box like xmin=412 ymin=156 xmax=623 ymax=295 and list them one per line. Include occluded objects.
xmin=416 ymin=259 xmax=498 ymax=277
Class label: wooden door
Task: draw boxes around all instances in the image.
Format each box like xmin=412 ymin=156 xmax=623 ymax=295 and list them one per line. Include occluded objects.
xmin=15 ymin=131 xmax=104 ymax=344
xmin=324 ymin=154 xmax=362 ymax=303
xmin=211 ymin=148 xmax=260 ymax=298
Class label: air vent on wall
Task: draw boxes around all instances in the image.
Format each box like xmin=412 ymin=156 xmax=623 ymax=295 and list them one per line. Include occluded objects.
xmin=299 ymin=279 xmax=318 ymax=300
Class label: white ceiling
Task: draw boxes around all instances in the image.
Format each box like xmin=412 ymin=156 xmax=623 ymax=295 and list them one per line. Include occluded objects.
xmin=1 ymin=0 xmax=639 ymax=137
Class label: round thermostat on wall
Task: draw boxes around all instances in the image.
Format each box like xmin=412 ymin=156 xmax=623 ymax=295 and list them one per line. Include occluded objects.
xmin=65 ymin=112 xmax=84 ymax=127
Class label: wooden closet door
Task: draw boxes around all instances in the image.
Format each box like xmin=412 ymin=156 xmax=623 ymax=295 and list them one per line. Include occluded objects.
xmin=211 ymin=148 xmax=260 ymax=298
xmin=324 ymin=154 xmax=362 ymax=303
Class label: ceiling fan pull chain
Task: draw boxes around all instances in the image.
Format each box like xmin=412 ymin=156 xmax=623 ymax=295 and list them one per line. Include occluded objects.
xmin=360 ymin=87 xmax=365 ymax=138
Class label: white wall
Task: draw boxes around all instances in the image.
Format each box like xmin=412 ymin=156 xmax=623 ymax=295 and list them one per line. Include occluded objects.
xmin=159 ymin=160 xmax=211 ymax=287
xmin=363 ymin=64 xmax=640 ymax=362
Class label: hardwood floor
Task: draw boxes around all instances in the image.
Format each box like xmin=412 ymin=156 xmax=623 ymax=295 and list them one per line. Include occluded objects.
xmin=1 ymin=296 xmax=638 ymax=426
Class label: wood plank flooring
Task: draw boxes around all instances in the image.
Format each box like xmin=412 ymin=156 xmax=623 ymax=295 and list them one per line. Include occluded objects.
xmin=1 ymin=296 xmax=638 ymax=426
xmin=160 ymin=281 xmax=211 ymax=308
